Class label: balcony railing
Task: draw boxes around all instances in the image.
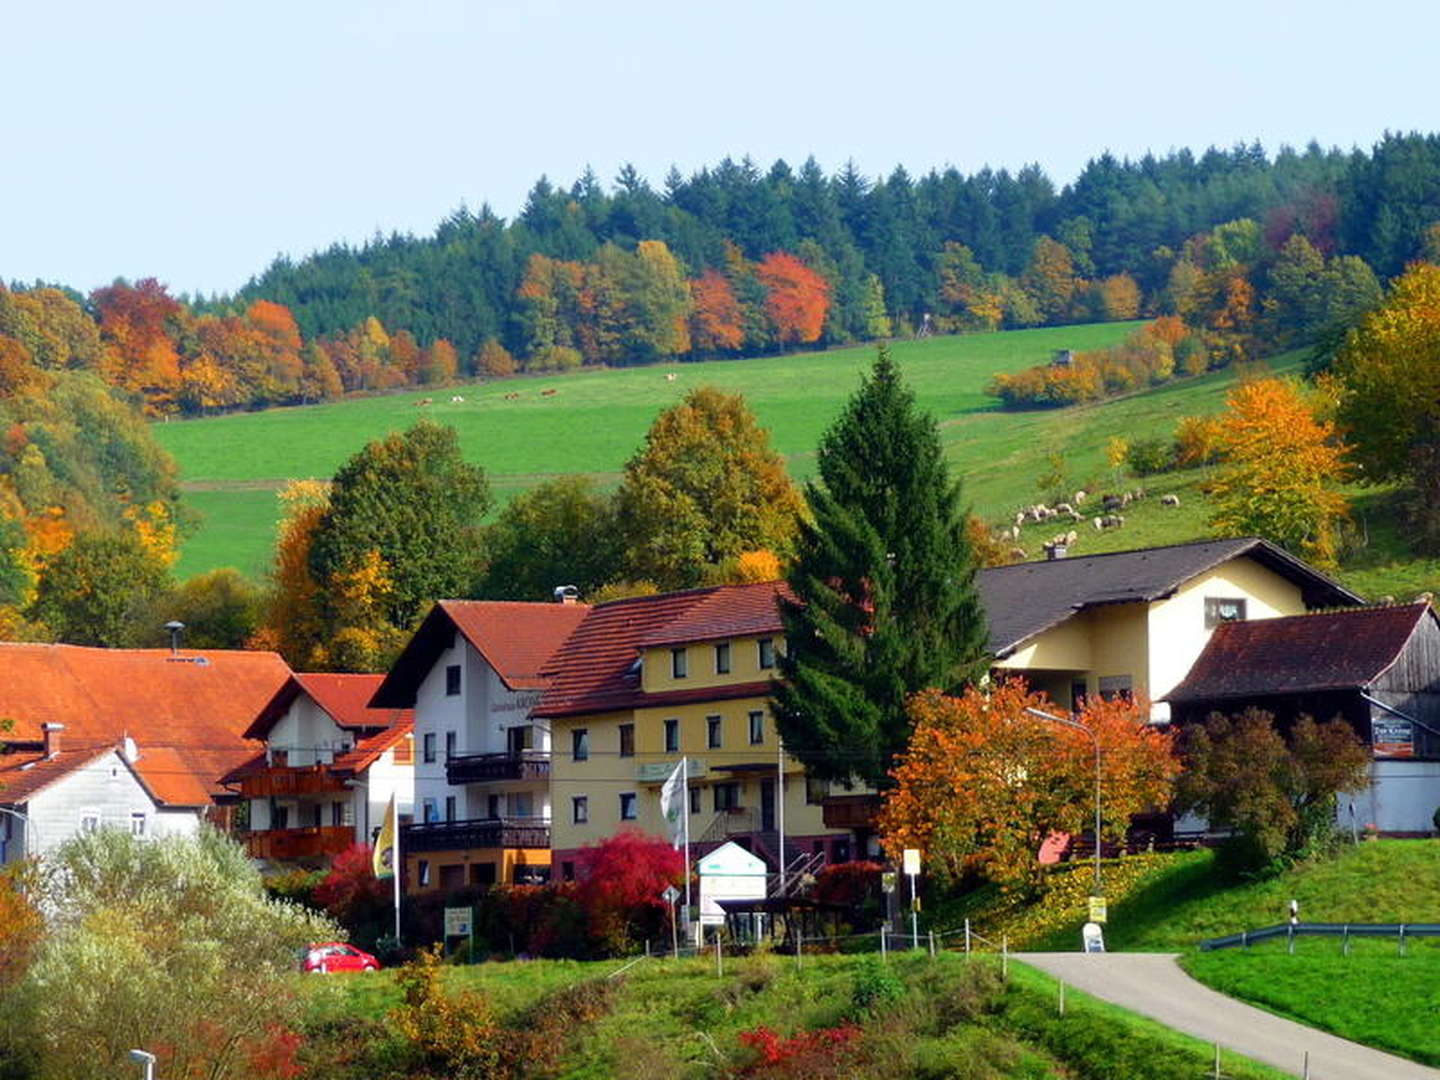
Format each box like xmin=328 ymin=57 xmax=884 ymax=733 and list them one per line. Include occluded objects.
xmin=238 ymin=765 xmax=351 ymax=799
xmin=821 ymin=794 xmax=881 ymax=830
xmin=244 ymin=825 xmax=353 ymax=860
xmin=445 ymin=750 xmax=550 ymax=786
xmin=402 ymin=816 xmax=551 ymax=853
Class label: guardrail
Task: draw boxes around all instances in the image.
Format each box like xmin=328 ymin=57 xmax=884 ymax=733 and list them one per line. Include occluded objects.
xmin=1200 ymin=921 xmax=1440 ymax=951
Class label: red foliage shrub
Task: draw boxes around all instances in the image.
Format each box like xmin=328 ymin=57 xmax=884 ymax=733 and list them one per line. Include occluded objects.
xmin=313 ymin=844 xmax=389 ymax=930
xmin=812 ymin=861 xmax=883 ymax=907
xmin=576 ymin=828 xmax=683 ymax=954
xmin=738 ymin=1024 xmax=863 ymax=1075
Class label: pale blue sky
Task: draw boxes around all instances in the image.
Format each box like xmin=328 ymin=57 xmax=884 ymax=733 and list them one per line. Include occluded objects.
xmin=3 ymin=0 xmax=1436 ymax=297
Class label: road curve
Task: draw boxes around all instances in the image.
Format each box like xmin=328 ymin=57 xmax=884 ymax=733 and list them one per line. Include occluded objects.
xmin=1016 ymin=951 xmax=1439 ymax=1080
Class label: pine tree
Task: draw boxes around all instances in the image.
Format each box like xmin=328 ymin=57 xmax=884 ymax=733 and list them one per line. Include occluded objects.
xmin=772 ymin=346 xmax=989 ymax=786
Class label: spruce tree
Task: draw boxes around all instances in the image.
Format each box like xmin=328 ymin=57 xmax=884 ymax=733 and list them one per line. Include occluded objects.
xmin=772 ymin=346 xmax=988 ymax=786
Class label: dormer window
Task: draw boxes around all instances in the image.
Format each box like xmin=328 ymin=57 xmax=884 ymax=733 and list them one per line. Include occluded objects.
xmin=1204 ymin=597 xmax=1247 ymax=629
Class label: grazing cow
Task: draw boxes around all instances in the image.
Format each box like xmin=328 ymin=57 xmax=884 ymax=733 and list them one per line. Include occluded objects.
xmin=504 ymin=392 xmax=520 ymax=401
xmin=541 ymin=388 xmax=558 ymax=397
xmin=417 ymin=398 xmax=432 ymax=407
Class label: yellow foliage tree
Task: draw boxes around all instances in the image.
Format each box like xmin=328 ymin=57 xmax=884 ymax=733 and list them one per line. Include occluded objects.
xmin=254 ymin=480 xmax=331 ymax=666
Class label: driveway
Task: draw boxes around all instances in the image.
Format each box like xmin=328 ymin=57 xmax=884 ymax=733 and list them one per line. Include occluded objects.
xmin=1017 ymin=952 xmax=1439 ymax=1080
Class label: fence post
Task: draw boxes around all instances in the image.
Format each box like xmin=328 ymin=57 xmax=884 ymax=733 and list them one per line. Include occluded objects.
xmin=1303 ymin=1050 xmax=1310 ymax=1079
xmin=1002 ymin=933 xmax=1009 ymax=980
xmin=1213 ymin=1042 xmax=1221 ymax=1079
xmin=880 ymin=924 xmax=888 ymax=960
xmin=715 ymin=936 xmax=722 ymax=979
xmin=1058 ymin=979 xmax=1065 ymax=1016
xmin=1399 ymin=924 xmax=1407 ymax=957
xmin=928 ymin=930 xmax=936 ymax=958
xmin=1287 ymin=924 xmax=1294 ymax=955
xmin=964 ymin=918 xmax=971 ymax=956
xmin=1343 ymin=925 xmax=1350 ymax=957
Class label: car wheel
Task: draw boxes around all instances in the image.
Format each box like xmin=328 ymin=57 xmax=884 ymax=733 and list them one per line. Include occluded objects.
xmin=361 ymin=963 xmax=377 ymax=972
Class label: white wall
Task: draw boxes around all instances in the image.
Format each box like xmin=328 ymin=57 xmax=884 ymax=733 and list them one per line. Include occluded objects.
xmin=268 ymin=696 xmax=352 ymax=766
xmin=361 ymin=744 xmax=414 ymax=844
xmin=1341 ymin=761 xmax=1440 ymax=834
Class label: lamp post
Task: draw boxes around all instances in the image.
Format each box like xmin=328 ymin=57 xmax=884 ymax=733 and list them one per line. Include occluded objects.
xmin=129 ymin=1049 xmax=156 ymax=1080
xmin=1025 ymin=706 xmax=1103 ymax=897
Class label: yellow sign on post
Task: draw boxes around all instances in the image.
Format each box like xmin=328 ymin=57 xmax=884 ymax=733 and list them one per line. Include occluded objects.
xmin=1088 ymin=896 xmax=1108 ymax=924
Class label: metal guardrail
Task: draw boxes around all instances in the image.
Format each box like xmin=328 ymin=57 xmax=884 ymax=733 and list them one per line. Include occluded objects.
xmin=1200 ymin=921 xmax=1440 ymax=950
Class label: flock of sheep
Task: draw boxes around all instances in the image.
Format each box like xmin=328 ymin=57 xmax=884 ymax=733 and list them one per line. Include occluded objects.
xmin=996 ymin=487 xmax=1183 ymax=561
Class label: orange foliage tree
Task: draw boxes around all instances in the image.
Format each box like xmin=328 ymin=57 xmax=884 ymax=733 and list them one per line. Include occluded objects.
xmin=689 ymin=269 xmax=745 ymax=353
xmin=755 ymin=253 xmax=830 ymax=346
xmin=91 ymin=278 xmax=182 ymax=411
xmin=879 ymin=679 xmax=1179 ymax=895
xmin=1205 ymin=376 xmax=1349 ymax=568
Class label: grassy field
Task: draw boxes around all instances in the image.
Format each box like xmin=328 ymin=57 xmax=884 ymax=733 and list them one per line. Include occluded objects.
xmin=299 ymin=949 xmax=1286 ymax=1079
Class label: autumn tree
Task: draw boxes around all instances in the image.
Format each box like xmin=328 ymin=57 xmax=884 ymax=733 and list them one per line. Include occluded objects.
xmin=475 ymin=338 xmax=516 ymax=377
xmin=773 ymin=347 xmax=989 ymax=786
xmin=689 ymin=269 xmax=745 ymax=354
xmin=1205 ymin=376 xmax=1349 ymax=568
xmin=478 ymin=475 xmax=623 ymax=601
xmin=1175 ymin=709 xmax=1370 ymax=871
xmin=90 ymin=278 xmax=183 ymax=411
xmin=1333 ymin=262 xmax=1440 ymax=546
xmin=755 ymin=252 xmax=830 ymax=346
xmin=28 ymin=532 xmax=171 ymax=646
xmin=309 ymin=421 xmax=489 ymax=658
xmin=253 ymin=479 xmax=330 ymax=666
xmin=420 ymin=338 xmax=459 ymax=384
xmin=149 ymin=567 xmax=263 ymax=649
xmin=879 ymin=680 xmax=1179 ymax=894
xmin=575 ymin=829 xmax=684 ymax=955
xmin=615 ymin=387 xmax=805 ymax=590
xmin=1022 ymin=236 xmax=1082 ymax=324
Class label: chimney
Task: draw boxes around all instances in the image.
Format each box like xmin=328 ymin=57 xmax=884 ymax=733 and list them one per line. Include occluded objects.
xmin=42 ymin=722 xmax=63 ymax=759
xmin=553 ymin=585 xmax=580 ymax=605
xmin=164 ymin=620 xmax=186 ymax=655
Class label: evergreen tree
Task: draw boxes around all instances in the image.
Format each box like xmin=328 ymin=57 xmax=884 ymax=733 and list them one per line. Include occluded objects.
xmin=772 ymin=347 xmax=989 ymax=786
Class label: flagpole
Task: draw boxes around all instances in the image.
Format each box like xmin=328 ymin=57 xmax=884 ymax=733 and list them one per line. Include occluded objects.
xmin=393 ymin=795 xmax=401 ymax=945
xmin=681 ymin=754 xmax=691 ymax=916
xmin=776 ymin=734 xmax=786 ymax=892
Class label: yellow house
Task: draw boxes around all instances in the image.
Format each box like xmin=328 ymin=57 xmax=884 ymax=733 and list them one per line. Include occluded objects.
xmin=979 ymin=538 xmax=1361 ymax=719
xmin=534 ymin=581 xmax=864 ymax=882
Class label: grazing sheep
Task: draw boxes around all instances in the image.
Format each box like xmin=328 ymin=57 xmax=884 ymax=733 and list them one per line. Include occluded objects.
xmin=1161 ymin=494 xmax=1181 ymax=507
xmin=665 ymin=372 xmax=677 ymax=382
xmin=1066 ymin=530 xmax=1078 ymax=545
xmin=1074 ymin=490 xmax=1087 ymax=505
xmin=1056 ymin=503 xmax=1074 ymax=516
xmin=1008 ymin=547 xmax=1027 ymax=561
xmin=450 ymin=395 xmax=465 ymax=403
xmin=1102 ymin=494 xmax=1124 ymax=512
xmin=1121 ymin=493 xmax=1132 ymax=507
xmin=1093 ymin=517 xmax=1104 ymax=530
xmin=1015 ymin=511 xmax=1026 ymax=528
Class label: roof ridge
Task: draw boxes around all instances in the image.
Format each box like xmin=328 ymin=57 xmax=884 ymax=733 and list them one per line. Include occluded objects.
xmin=982 ymin=536 xmax=1255 ymax=572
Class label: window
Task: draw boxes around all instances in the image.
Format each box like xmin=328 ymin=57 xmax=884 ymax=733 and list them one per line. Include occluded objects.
xmin=619 ymin=723 xmax=635 ymax=758
xmin=749 ymin=710 xmax=764 ymax=745
xmin=671 ymin=648 xmax=688 ymax=679
xmin=445 ymin=664 xmax=462 ymax=695
xmin=470 ymin=862 xmax=497 ymax=886
xmin=444 ymin=796 xmax=456 ymax=822
xmin=757 ymin=638 xmax=776 ymax=669
xmin=572 ymin=728 xmax=589 ymax=761
xmin=80 ymin=811 xmax=99 ymax=834
xmin=1205 ymin=597 xmax=1248 ymax=629
xmin=805 ymin=775 xmax=830 ymax=805
xmin=418 ymin=859 xmax=431 ymax=887
xmin=422 ymin=732 xmax=436 ymax=763
xmin=394 ymin=733 xmax=414 ymax=765
xmin=422 ymin=797 xmax=439 ymax=823
xmin=507 ymin=791 xmax=534 ymax=817
xmin=664 ymin=717 xmax=679 ymax=753
xmin=439 ymin=864 xmax=465 ymax=891
xmin=1070 ymin=679 xmax=1088 ymax=711
xmin=507 ymin=725 xmax=533 ymax=754
xmin=713 ymin=782 xmax=741 ymax=812
xmin=514 ymin=864 xmax=551 ymax=886
xmin=689 ymin=786 xmax=701 ymax=813
xmin=130 ymin=812 xmax=146 ymax=836
xmin=332 ymin=801 xmax=345 ymax=827
xmin=707 ymin=715 xmax=723 ymax=749
xmin=312 ymin=803 xmax=324 ymax=828
xmin=486 ymin=794 xmax=501 ymax=819
xmin=572 ymin=795 xmax=589 ymax=824
xmin=1098 ymin=675 xmax=1133 ymax=702
xmin=444 ymin=731 xmax=457 ymax=761
xmin=714 ymin=642 xmax=731 ymax=674
xmin=561 ymin=861 xmax=576 ymax=882
xmin=619 ymin=792 xmax=637 ymax=820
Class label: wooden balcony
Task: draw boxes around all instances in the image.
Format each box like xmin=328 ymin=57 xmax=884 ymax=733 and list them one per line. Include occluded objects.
xmin=822 ymin=794 xmax=881 ymax=830
xmin=238 ymin=764 xmax=350 ymax=799
xmin=402 ymin=817 xmax=551 ymax=853
xmin=445 ymin=750 xmax=550 ymax=786
xmin=244 ymin=825 xmax=353 ymax=860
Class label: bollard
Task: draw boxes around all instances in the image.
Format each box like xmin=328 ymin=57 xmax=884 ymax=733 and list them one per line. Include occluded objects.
xmin=1343 ymin=925 xmax=1350 ymax=957
xmin=1288 ymin=925 xmax=1295 ymax=955
xmin=964 ymin=918 xmax=971 ymax=956
xmin=1058 ymin=979 xmax=1065 ymax=1016
xmin=1399 ymin=924 xmax=1407 ymax=957
xmin=928 ymin=930 xmax=936 ymax=958
xmin=880 ymin=924 xmax=888 ymax=960
xmin=715 ymin=937 xmax=722 ymax=978
xmin=1302 ymin=1050 xmax=1310 ymax=1079
xmin=1213 ymin=1042 xmax=1221 ymax=1079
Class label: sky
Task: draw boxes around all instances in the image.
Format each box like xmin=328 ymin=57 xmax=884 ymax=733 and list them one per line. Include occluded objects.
xmin=3 ymin=0 xmax=1438 ymax=298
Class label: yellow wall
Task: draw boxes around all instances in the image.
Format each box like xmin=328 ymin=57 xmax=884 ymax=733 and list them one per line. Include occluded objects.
xmin=405 ymin=846 xmax=549 ymax=894
xmin=641 ymin=634 xmax=781 ymax=693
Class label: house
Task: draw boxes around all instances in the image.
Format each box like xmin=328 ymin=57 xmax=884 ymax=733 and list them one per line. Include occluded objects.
xmin=368 ymin=598 xmax=592 ymax=894
xmin=0 ymin=642 xmax=291 ymax=861
xmin=979 ymin=538 xmax=1362 ymax=719
xmin=223 ymin=673 xmax=414 ymax=864
xmin=1165 ymin=603 xmax=1440 ymax=833
xmin=534 ymin=581 xmax=860 ymax=884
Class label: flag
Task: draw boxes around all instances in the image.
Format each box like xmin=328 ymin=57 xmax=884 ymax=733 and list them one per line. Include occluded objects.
xmin=373 ymin=793 xmax=397 ymax=879
xmin=659 ymin=758 xmax=686 ymax=850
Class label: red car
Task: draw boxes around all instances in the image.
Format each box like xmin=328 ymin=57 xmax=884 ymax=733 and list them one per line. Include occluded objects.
xmin=303 ymin=942 xmax=380 ymax=973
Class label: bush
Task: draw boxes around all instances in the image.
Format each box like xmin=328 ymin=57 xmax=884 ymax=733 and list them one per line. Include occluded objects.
xmin=525 ymin=345 xmax=582 ymax=373
xmin=850 ymin=956 xmax=904 ymax=1014
xmin=1124 ymin=437 xmax=1174 ymax=476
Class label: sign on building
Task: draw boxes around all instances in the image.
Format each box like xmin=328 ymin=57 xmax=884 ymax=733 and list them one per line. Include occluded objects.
xmin=1371 ymin=716 xmax=1414 ymax=758
xmin=696 ymin=841 xmax=767 ymax=926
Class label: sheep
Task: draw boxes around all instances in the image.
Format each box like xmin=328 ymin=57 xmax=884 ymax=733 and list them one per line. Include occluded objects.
xmin=1056 ymin=503 xmax=1074 ymax=516
xmin=450 ymin=394 xmax=465 ymax=403
xmin=1008 ymin=547 xmax=1027 ymax=561
xmin=1102 ymin=494 xmax=1124 ymax=512
xmin=665 ymin=372 xmax=678 ymax=382
xmin=1121 ymin=492 xmax=1132 ymax=507
xmin=416 ymin=397 xmax=432 ymax=407
xmin=1161 ymin=493 xmax=1181 ymax=507
xmin=1014 ymin=511 xmax=1026 ymax=528
xmin=1093 ymin=517 xmax=1104 ymax=530
xmin=503 ymin=392 xmax=520 ymax=401
xmin=1074 ymin=490 xmax=1087 ymax=505
xmin=1065 ymin=530 xmax=1078 ymax=545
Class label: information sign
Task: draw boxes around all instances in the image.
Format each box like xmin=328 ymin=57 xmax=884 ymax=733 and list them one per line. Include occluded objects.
xmin=444 ymin=906 xmax=473 ymax=937
xmin=1087 ymin=896 xmax=1108 ymax=925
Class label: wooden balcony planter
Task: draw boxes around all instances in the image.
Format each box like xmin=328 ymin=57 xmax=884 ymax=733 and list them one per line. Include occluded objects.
xmin=238 ymin=764 xmax=350 ymax=799
xmin=244 ymin=825 xmax=353 ymax=860
xmin=402 ymin=817 xmax=551 ymax=853
xmin=822 ymin=794 xmax=881 ymax=830
xmin=445 ymin=750 xmax=550 ymax=786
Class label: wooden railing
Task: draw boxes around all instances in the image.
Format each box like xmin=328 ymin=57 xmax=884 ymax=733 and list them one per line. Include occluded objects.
xmin=244 ymin=825 xmax=353 ymax=860
xmin=445 ymin=750 xmax=550 ymax=786
xmin=238 ymin=765 xmax=350 ymax=799
xmin=402 ymin=817 xmax=551 ymax=853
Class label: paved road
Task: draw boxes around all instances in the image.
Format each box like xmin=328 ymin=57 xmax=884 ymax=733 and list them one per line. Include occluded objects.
xmin=1017 ymin=952 xmax=1439 ymax=1080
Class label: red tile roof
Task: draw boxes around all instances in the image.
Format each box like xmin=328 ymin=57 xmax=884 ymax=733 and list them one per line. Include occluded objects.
xmin=1165 ymin=603 xmax=1434 ymax=702
xmin=246 ymin=673 xmax=412 ymax=740
xmin=370 ymin=600 xmax=592 ymax=706
xmin=534 ymin=583 xmax=787 ymax=719
xmin=0 ymin=746 xmax=113 ymax=805
xmin=130 ymin=745 xmax=215 ymax=807
xmin=0 ymin=643 xmax=292 ymax=802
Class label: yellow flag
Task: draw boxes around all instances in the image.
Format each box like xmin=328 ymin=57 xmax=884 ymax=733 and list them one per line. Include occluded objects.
xmin=373 ymin=794 xmax=397 ymax=879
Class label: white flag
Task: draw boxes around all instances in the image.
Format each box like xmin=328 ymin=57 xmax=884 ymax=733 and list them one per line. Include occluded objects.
xmin=659 ymin=758 xmax=686 ymax=850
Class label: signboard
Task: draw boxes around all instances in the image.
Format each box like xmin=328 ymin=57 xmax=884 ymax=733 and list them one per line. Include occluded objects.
xmin=443 ymin=906 xmax=473 ymax=937
xmin=1371 ymin=716 xmax=1414 ymax=759
xmin=636 ymin=757 xmax=708 ymax=783
xmin=902 ymin=848 xmax=921 ymax=876
xmin=881 ymin=871 xmax=897 ymax=894
xmin=696 ymin=841 xmax=767 ymax=926
xmin=661 ymin=885 xmax=680 ymax=906
xmin=1082 ymin=922 xmax=1105 ymax=953
xmin=1087 ymin=896 xmax=1108 ymax=925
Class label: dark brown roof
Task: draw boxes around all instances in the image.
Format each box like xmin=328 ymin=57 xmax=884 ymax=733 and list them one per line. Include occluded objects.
xmin=246 ymin=673 xmax=412 ymax=740
xmin=978 ymin=538 xmax=1363 ymax=657
xmin=370 ymin=600 xmax=591 ymax=706
xmin=1165 ymin=603 xmax=1433 ymax=702
xmin=534 ymin=583 xmax=786 ymax=719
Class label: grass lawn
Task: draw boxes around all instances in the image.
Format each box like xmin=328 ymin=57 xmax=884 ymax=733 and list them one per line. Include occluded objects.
xmin=1181 ymin=937 xmax=1440 ymax=1067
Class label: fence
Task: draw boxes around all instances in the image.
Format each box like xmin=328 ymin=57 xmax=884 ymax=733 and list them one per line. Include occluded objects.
xmin=1200 ymin=921 xmax=1440 ymax=953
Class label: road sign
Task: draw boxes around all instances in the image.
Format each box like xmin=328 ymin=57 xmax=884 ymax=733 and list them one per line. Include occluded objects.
xmin=902 ymin=848 xmax=921 ymax=876
xmin=444 ymin=906 xmax=473 ymax=937
xmin=1087 ymin=896 xmax=1107 ymax=924
xmin=661 ymin=885 xmax=680 ymax=905
xmin=881 ymin=871 xmax=897 ymax=894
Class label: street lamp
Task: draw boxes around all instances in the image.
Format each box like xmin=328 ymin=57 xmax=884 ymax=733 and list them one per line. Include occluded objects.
xmin=129 ymin=1049 xmax=156 ymax=1080
xmin=1025 ymin=706 xmax=1103 ymax=897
